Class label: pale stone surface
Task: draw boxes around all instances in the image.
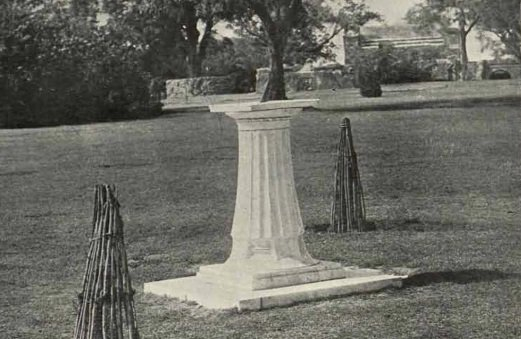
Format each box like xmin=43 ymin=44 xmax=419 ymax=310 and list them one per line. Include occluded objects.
xmin=145 ymin=99 xmax=405 ymax=310
xmin=165 ymin=75 xmax=236 ymax=101
xmin=255 ymin=69 xmax=355 ymax=93
xmin=145 ymin=269 xmax=405 ymax=311
xmin=210 ymin=99 xmax=318 ymax=112
xmin=197 ymin=261 xmax=347 ymax=291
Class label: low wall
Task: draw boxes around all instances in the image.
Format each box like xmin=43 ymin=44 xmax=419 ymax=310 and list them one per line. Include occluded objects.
xmin=256 ymin=68 xmax=355 ymax=94
xmin=165 ymin=75 xmax=236 ymax=101
xmin=431 ymin=61 xmax=478 ymax=81
xmin=432 ymin=61 xmax=521 ymax=81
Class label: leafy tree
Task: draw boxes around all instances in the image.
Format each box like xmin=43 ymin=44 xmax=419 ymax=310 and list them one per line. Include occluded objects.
xmin=477 ymin=0 xmax=521 ymax=63
xmin=1 ymin=0 xmax=160 ymax=128
xmin=226 ymin=0 xmax=379 ymax=101
xmin=170 ymin=0 xmax=230 ymax=77
xmin=72 ymin=0 xmax=231 ymax=78
xmin=199 ymin=37 xmax=261 ymax=92
xmin=224 ymin=0 xmax=306 ymax=101
xmin=406 ymin=0 xmax=481 ymax=80
xmin=110 ymin=0 xmax=189 ymax=79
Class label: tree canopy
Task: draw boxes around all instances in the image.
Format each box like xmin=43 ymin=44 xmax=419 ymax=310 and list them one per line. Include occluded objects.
xmin=477 ymin=0 xmax=521 ymax=62
xmin=225 ymin=0 xmax=379 ymax=101
xmin=1 ymin=0 xmax=162 ymax=128
xmin=1 ymin=0 xmax=383 ymax=127
xmin=406 ymin=0 xmax=482 ymax=80
xmin=70 ymin=0 xmax=233 ymax=77
xmin=70 ymin=0 xmax=379 ymax=101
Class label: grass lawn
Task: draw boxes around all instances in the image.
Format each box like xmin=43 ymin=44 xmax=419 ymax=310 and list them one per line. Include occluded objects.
xmin=1 ymin=102 xmax=521 ymax=338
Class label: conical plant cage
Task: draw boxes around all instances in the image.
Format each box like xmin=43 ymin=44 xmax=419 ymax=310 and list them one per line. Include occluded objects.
xmin=74 ymin=184 xmax=140 ymax=339
xmin=330 ymin=118 xmax=367 ymax=233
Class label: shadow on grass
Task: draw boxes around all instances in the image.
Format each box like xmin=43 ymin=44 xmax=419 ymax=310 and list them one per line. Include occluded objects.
xmin=404 ymin=269 xmax=521 ymax=288
xmin=306 ymin=221 xmax=377 ymax=233
xmin=306 ymin=219 xmax=459 ymax=233
xmin=370 ymin=218 xmax=490 ymax=232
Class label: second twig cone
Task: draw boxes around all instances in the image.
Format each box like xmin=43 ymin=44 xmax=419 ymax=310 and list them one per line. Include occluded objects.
xmin=331 ymin=118 xmax=366 ymax=233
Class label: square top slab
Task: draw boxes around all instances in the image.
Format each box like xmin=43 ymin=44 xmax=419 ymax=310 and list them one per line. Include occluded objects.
xmin=209 ymin=99 xmax=319 ymax=113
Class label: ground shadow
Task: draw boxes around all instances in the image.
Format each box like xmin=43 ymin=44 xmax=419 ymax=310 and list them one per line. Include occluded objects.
xmin=404 ymin=269 xmax=520 ymax=288
xmin=369 ymin=218 xmax=491 ymax=232
xmin=306 ymin=221 xmax=377 ymax=233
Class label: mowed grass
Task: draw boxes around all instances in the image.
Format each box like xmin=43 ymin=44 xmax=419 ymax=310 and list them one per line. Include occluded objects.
xmin=1 ymin=103 xmax=521 ymax=338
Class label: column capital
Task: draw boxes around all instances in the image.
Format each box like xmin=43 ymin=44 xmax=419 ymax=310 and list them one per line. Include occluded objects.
xmin=211 ymin=100 xmax=318 ymax=131
xmin=210 ymin=99 xmax=318 ymax=119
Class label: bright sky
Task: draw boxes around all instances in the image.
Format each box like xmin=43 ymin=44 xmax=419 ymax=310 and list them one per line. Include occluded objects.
xmin=364 ymin=0 xmax=421 ymax=24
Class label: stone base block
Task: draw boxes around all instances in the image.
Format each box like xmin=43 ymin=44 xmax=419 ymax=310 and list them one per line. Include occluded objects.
xmin=144 ymin=268 xmax=405 ymax=311
xmin=197 ymin=260 xmax=347 ymax=291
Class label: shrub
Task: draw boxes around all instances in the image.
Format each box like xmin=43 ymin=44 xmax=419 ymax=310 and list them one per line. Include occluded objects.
xmin=0 ymin=3 xmax=161 ymax=128
xmin=358 ymin=70 xmax=382 ymax=97
xmin=356 ymin=44 xmax=443 ymax=86
xmin=200 ymin=37 xmax=261 ymax=93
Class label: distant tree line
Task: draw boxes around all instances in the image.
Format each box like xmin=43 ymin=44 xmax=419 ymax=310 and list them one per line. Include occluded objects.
xmin=0 ymin=0 xmax=380 ymax=127
xmin=2 ymin=0 xmax=517 ymax=127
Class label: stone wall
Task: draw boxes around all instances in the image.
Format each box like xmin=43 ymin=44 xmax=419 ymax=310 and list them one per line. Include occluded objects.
xmin=431 ymin=61 xmax=478 ymax=81
xmin=165 ymin=75 xmax=236 ymax=101
xmin=256 ymin=68 xmax=355 ymax=94
xmin=432 ymin=60 xmax=521 ymax=81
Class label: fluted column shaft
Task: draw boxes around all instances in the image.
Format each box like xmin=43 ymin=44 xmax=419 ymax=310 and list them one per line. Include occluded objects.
xmin=212 ymin=101 xmax=319 ymax=270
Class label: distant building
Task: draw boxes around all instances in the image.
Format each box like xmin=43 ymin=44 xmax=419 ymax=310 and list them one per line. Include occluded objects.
xmin=343 ymin=24 xmax=459 ymax=65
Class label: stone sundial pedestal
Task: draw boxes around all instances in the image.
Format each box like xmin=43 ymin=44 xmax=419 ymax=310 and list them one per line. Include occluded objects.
xmin=144 ymin=99 xmax=404 ymax=310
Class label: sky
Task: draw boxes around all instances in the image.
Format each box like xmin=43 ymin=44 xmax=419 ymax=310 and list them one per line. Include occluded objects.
xmin=365 ymin=0 xmax=421 ymax=25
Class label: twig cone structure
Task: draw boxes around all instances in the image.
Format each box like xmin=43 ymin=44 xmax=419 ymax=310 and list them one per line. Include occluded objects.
xmin=331 ymin=118 xmax=366 ymax=232
xmin=74 ymin=184 xmax=140 ymax=339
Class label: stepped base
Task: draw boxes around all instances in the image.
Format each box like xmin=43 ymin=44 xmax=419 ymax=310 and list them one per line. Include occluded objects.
xmin=145 ymin=267 xmax=405 ymax=311
xmin=197 ymin=260 xmax=347 ymax=291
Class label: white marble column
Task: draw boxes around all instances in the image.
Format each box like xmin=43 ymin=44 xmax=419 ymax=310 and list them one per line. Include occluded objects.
xmin=197 ymin=100 xmax=347 ymax=290
xmin=144 ymin=99 xmax=405 ymax=310
xmin=225 ymin=105 xmax=315 ymax=266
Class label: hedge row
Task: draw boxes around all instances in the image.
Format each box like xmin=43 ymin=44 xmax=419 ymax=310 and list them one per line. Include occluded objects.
xmin=0 ymin=4 xmax=161 ymax=128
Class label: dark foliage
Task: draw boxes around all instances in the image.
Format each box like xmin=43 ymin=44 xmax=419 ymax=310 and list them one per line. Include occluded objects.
xmin=478 ymin=0 xmax=521 ymax=63
xmin=0 ymin=2 xmax=161 ymax=128
xmin=356 ymin=45 xmax=443 ymax=89
xmin=358 ymin=70 xmax=382 ymax=97
xmin=227 ymin=0 xmax=380 ymax=101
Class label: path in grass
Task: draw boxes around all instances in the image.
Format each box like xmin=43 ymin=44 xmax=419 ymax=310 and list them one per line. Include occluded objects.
xmin=1 ymin=103 xmax=520 ymax=338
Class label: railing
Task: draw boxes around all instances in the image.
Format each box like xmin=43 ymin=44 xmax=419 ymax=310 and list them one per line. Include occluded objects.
xmin=361 ymin=37 xmax=445 ymax=49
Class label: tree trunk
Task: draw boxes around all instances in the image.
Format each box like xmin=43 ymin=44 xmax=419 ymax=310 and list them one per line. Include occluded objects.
xmin=458 ymin=22 xmax=469 ymax=81
xmin=197 ymin=18 xmax=214 ymax=76
xmin=262 ymin=35 xmax=287 ymax=102
xmin=187 ymin=45 xmax=202 ymax=78
xmin=184 ymin=4 xmax=201 ymax=78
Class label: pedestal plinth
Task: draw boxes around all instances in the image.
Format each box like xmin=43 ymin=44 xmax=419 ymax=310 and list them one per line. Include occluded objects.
xmin=145 ymin=99 xmax=405 ymax=310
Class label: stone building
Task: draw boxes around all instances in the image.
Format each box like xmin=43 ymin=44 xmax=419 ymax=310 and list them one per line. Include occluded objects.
xmin=343 ymin=24 xmax=461 ymax=80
